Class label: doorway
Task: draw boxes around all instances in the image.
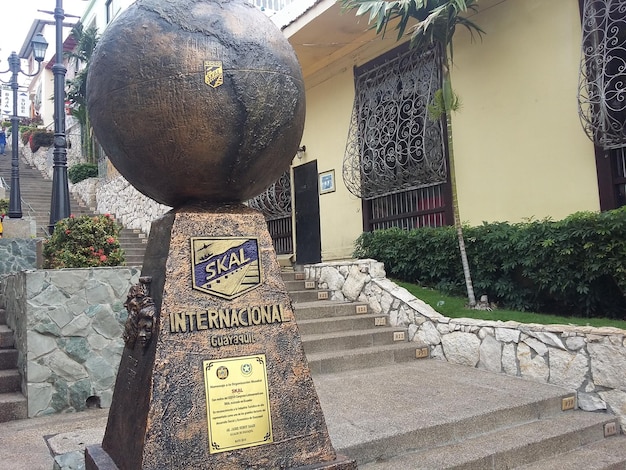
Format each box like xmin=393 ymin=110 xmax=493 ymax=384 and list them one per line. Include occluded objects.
xmin=293 ymin=161 xmax=322 ymax=264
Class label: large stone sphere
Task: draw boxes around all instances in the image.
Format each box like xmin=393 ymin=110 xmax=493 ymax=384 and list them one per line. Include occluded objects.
xmin=87 ymin=0 xmax=305 ymax=207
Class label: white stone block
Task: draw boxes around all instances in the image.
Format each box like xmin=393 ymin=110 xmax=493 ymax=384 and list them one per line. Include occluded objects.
xmin=415 ymin=321 xmax=441 ymax=346
xmin=577 ymin=392 xmax=606 ymax=411
xmin=502 ymin=343 xmax=518 ymax=376
xmin=588 ymin=342 xmax=626 ymax=390
xmin=441 ymin=331 xmax=480 ymax=367
xmin=478 ymin=334 xmax=502 ymax=373
xmin=517 ymin=342 xmax=549 ymax=382
xmin=548 ymin=348 xmax=588 ymax=390
xmin=495 ymin=327 xmax=520 ymax=343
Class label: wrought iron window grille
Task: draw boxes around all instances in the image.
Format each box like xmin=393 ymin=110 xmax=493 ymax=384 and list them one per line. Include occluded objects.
xmin=578 ymin=0 xmax=626 ymax=150
xmin=343 ymin=45 xmax=447 ymax=200
xmin=248 ymin=170 xmax=292 ymax=220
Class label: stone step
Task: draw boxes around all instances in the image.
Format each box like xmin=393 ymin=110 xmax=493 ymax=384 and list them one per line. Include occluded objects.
xmin=118 ymin=235 xmax=147 ymax=243
xmin=306 ymin=342 xmax=421 ymax=375
xmin=293 ymin=300 xmax=369 ymax=319
xmin=302 ymin=327 xmax=409 ymax=354
xmin=283 ymin=279 xmax=316 ymax=291
xmin=516 ymin=434 xmax=626 ymax=469
xmin=120 ymin=247 xmax=147 ymax=255
xmin=358 ymin=411 xmax=618 ymax=469
xmin=0 ymin=326 xmax=14 ymax=349
xmin=314 ymin=362 xmax=602 ymax=468
xmin=0 ymin=370 xmax=20 ymax=393
xmin=123 ymin=260 xmax=144 ymax=268
xmin=0 ymin=349 xmax=18 ymax=370
xmin=281 ymin=271 xmax=306 ymax=282
xmin=0 ymin=392 xmax=27 ymax=423
xmin=297 ymin=315 xmax=391 ymax=335
xmin=289 ymin=289 xmax=332 ymax=303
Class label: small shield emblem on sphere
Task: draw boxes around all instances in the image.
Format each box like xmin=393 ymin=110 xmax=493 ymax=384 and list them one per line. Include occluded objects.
xmin=191 ymin=237 xmax=261 ymax=299
xmin=204 ymin=60 xmax=224 ymax=88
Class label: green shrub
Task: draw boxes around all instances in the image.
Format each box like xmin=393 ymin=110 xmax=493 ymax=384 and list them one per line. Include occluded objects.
xmin=0 ymin=199 xmax=8 ymax=216
xmin=69 ymin=163 xmax=98 ymax=183
xmin=29 ymin=130 xmax=54 ymax=152
xmin=43 ymin=214 xmax=125 ymax=268
xmin=354 ymin=208 xmax=626 ymax=319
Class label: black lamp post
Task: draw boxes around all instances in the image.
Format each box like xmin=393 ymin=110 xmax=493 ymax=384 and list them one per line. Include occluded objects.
xmin=48 ymin=0 xmax=71 ymax=233
xmin=0 ymin=34 xmax=48 ymax=219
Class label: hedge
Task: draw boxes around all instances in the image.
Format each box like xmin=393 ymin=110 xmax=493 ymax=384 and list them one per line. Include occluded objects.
xmin=354 ymin=208 xmax=626 ymax=319
xmin=68 ymin=163 xmax=98 ymax=183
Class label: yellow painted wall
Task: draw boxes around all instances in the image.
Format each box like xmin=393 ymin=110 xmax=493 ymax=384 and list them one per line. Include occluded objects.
xmin=294 ymin=68 xmax=364 ymax=261
xmin=451 ymin=0 xmax=599 ymax=224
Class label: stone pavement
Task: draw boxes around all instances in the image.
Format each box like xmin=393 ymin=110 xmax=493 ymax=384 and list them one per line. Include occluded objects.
xmin=1 ymin=360 xmax=615 ymax=470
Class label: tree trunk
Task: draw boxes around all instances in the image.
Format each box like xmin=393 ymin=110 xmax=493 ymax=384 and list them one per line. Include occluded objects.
xmin=443 ymin=68 xmax=476 ymax=307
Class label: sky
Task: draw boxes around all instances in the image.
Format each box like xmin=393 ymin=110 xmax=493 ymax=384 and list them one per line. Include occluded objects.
xmin=0 ymin=0 xmax=89 ymax=61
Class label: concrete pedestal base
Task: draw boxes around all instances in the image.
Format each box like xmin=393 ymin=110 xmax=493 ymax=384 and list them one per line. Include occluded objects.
xmin=85 ymin=204 xmax=356 ymax=470
xmin=86 ymin=444 xmax=357 ymax=470
xmin=3 ymin=218 xmax=35 ymax=238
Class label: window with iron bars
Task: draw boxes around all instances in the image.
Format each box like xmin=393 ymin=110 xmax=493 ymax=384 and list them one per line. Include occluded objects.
xmin=578 ymin=0 xmax=626 ymax=210
xmin=344 ymin=42 xmax=452 ymax=231
xmin=248 ymin=171 xmax=293 ymax=254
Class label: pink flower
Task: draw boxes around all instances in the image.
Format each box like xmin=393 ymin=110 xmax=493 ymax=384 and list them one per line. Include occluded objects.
xmin=69 ymin=214 xmax=75 ymax=219
xmin=65 ymin=229 xmax=71 ymax=235
xmin=100 ymin=255 xmax=107 ymax=262
xmin=107 ymin=237 xmax=115 ymax=244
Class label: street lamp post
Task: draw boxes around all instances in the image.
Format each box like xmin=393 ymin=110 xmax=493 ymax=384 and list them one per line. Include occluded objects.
xmin=0 ymin=35 xmax=48 ymax=219
xmin=49 ymin=0 xmax=71 ymax=233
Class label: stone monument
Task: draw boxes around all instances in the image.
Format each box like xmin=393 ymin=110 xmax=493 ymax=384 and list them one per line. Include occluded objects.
xmin=84 ymin=0 xmax=356 ymax=468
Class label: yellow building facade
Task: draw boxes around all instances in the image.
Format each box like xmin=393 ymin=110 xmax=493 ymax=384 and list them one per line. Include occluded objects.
xmin=281 ymin=0 xmax=601 ymax=262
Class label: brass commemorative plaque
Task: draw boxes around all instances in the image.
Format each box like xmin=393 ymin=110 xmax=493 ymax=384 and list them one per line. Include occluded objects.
xmin=203 ymin=355 xmax=273 ymax=453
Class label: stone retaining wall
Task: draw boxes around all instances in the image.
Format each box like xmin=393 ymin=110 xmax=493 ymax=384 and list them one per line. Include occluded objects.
xmin=0 ymin=239 xmax=42 ymax=275
xmin=0 ymin=267 xmax=140 ymax=417
xmin=305 ymin=259 xmax=626 ymax=432
xmin=94 ymin=175 xmax=170 ymax=234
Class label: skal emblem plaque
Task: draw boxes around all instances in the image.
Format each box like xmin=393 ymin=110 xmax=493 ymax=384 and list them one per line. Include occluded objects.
xmin=204 ymin=60 xmax=224 ymax=88
xmin=191 ymin=237 xmax=261 ymax=299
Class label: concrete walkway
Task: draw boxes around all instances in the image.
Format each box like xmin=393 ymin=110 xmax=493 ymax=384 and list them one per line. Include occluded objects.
xmin=0 ymin=360 xmax=587 ymax=469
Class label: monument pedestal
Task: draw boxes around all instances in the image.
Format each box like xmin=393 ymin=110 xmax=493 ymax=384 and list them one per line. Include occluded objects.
xmin=85 ymin=204 xmax=356 ymax=469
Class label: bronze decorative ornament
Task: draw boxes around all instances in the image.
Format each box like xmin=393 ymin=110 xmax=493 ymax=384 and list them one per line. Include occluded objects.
xmin=122 ymin=277 xmax=155 ymax=350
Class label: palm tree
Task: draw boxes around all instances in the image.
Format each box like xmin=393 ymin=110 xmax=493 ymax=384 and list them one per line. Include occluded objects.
xmin=65 ymin=23 xmax=99 ymax=163
xmin=340 ymin=0 xmax=484 ymax=307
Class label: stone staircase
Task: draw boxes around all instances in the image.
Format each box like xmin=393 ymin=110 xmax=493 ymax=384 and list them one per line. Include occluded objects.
xmin=283 ymin=271 xmax=626 ymax=469
xmin=0 ymin=150 xmax=147 ymax=266
xmin=0 ymin=307 xmax=26 ymax=423
xmin=284 ymin=271 xmax=425 ymax=373
xmin=3 ymin=157 xmax=92 ymax=237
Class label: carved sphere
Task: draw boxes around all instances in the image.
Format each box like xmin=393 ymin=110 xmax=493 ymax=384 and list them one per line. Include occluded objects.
xmin=87 ymin=0 xmax=305 ymax=207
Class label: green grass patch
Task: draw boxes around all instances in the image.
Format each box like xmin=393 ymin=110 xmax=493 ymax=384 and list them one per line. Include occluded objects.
xmin=395 ymin=280 xmax=626 ymax=330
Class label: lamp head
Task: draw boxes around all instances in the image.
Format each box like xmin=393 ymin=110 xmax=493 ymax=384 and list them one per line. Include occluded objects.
xmin=31 ymin=33 xmax=48 ymax=62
